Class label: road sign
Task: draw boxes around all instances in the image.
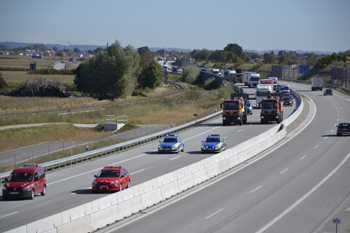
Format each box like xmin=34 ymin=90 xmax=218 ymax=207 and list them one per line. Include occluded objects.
xmin=333 ymin=218 xmax=341 ymax=224
xmin=299 ymin=65 xmax=310 ymax=74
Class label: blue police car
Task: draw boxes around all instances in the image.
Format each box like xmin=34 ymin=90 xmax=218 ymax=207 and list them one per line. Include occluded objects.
xmin=158 ymin=134 xmax=184 ymax=153
xmin=201 ymin=134 xmax=226 ymax=153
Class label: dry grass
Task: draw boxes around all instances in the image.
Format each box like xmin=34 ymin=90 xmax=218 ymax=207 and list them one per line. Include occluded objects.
xmin=1 ymin=71 xmax=75 ymax=84
xmin=0 ymin=56 xmax=55 ymax=68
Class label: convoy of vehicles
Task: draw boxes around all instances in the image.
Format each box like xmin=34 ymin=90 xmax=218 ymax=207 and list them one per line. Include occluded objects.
xmin=92 ymin=166 xmax=130 ymax=192
xmin=336 ymin=123 xmax=350 ymax=136
xmin=227 ymin=70 xmax=236 ymax=83
xmin=311 ymin=78 xmax=323 ymax=91
xmin=158 ymin=134 xmax=184 ymax=153
xmin=255 ymin=84 xmax=273 ymax=108
xmin=246 ymin=73 xmax=260 ymax=87
xmin=2 ymin=164 xmax=46 ymax=200
xmin=201 ymin=134 xmax=226 ymax=153
xmin=220 ymin=93 xmax=250 ymax=126
xmin=267 ymin=77 xmax=278 ymax=83
xmin=235 ymin=73 xmax=243 ymax=83
xmin=283 ymin=95 xmax=293 ymax=106
xmin=260 ymin=93 xmax=284 ymax=124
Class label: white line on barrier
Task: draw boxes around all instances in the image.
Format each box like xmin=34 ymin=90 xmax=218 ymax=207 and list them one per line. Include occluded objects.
xmin=280 ymin=168 xmax=288 ymax=174
xmin=256 ymin=152 xmax=350 ymax=233
xmin=314 ymin=145 xmax=319 ymax=149
xmin=205 ymin=208 xmax=224 ymax=219
xmin=170 ymin=156 xmax=181 ymax=161
xmin=324 ymin=137 xmax=328 ymax=140
xmin=300 ymin=155 xmax=306 ymax=160
xmin=130 ymin=169 xmax=145 ymax=175
xmin=47 ymin=153 xmax=147 ymax=186
xmin=0 ymin=212 xmax=17 ymax=219
xmin=251 ymin=185 xmax=262 ymax=193
xmin=237 ymin=129 xmax=242 ymax=132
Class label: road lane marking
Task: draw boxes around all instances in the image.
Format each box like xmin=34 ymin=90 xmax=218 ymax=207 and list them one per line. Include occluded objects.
xmin=280 ymin=168 xmax=288 ymax=174
xmin=251 ymin=185 xmax=262 ymax=193
xmin=205 ymin=209 xmax=224 ymax=219
xmin=331 ymin=129 xmax=333 ymax=132
xmin=300 ymin=155 xmax=307 ymax=160
xmin=314 ymin=145 xmax=319 ymax=149
xmin=324 ymin=137 xmax=328 ymax=140
xmin=237 ymin=129 xmax=243 ymax=132
xmin=346 ymin=207 xmax=350 ymax=212
xmin=0 ymin=212 xmax=17 ymax=219
xmin=256 ymin=152 xmax=350 ymax=233
xmin=170 ymin=156 xmax=181 ymax=161
xmin=130 ymin=169 xmax=145 ymax=175
xmin=184 ymin=126 xmax=221 ymax=141
xmin=224 ymin=136 xmax=228 ymax=139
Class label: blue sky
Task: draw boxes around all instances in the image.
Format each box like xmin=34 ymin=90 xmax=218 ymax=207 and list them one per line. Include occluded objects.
xmin=1 ymin=0 xmax=349 ymax=52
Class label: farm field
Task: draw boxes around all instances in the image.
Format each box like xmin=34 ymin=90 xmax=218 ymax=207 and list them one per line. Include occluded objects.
xmin=0 ymin=55 xmax=56 ymax=68
xmin=1 ymin=71 xmax=75 ymax=84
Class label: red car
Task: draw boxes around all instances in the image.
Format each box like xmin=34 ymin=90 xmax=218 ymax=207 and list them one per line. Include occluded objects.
xmin=2 ymin=164 xmax=46 ymax=200
xmin=283 ymin=96 xmax=293 ymax=106
xmin=92 ymin=166 xmax=130 ymax=193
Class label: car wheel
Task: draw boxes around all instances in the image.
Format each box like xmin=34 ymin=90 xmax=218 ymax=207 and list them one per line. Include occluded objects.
xmin=30 ymin=189 xmax=35 ymax=200
xmin=182 ymin=146 xmax=184 ymax=152
xmin=127 ymin=181 xmax=131 ymax=189
xmin=92 ymin=190 xmax=97 ymax=193
xmin=41 ymin=185 xmax=46 ymax=196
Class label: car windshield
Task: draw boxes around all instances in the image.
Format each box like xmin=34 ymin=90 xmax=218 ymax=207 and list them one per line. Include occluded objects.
xmin=223 ymin=102 xmax=239 ymax=109
xmin=206 ymin=137 xmax=220 ymax=142
xmin=163 ymin=138 xmax=178 ymax=142
xmin=97 ymin=170 xmax=120 ymax=178
xmin=339 ymin=124 xmax=349 ymax=128
xmin=251 ymin=77 xmax=259 ymax=81
xmin=8 ymin=172 xmax=33 ymax=182
xmin=284 ymin=97 xmax=291 ymax=100
xmin=281 ymin=86 xmax=290 ymax=90
xmin=262 ymin=101 xmax=277 ymax=109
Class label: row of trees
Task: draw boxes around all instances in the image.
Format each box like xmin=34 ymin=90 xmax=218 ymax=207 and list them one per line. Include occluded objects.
xmin=74 ymin=41 xmax=163 ymax=99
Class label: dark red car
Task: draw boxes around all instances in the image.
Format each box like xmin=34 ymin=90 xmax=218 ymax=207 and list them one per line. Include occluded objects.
xmin=283 ymin=96 xmax=293 ymax=106
xmin=2 ymin=164 xmax=46 ymax=200
xmin=92 ymin=166 xmax=130 ymax=193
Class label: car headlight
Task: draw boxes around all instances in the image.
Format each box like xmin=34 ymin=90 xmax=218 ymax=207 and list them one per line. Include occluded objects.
xmin=25 ymin=185 xmax=32 ymax=190
xmin=215 ymin=146 xmax=219 ymax=149
xmin=111 ymin=180 xmax=119 ymax=184
xmin=3 ymin=186 xmax=7 ymax=191
xmin=93 ymin=180 xmax=98 ymax=185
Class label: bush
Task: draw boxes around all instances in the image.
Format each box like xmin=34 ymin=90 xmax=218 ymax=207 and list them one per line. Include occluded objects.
xmin=181 ymin=65 xmax=200 ymax=83
xmin=0 ymin=72 xmax=7 ymax=89
xmin=0 ymin=67 xmax=30 ymax=71
xmin=28 ymin=68 xmax=74 ymax=75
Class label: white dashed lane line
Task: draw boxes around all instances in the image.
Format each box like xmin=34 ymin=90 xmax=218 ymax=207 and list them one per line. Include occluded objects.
xmin=170 ymin=156 xmax=181 ymax=161
xmin=315 ymin=145 xmax=319 ymax=149
xmin=331 ymin=129 xmax=333 ymax=133
xmin=237 ymin=129 xmax=243 ymax=132
xmin=300 ymin=155 xmax=307 ymax=160
xmin=280 ymin=168 xmax=288 ymax=174
xmin=324 ymin=137 xmax=328 ymax=140
xmin=205 ymin=209 xmax=224 ymax=219
xmin=0 ymin=212 xmax=18 ymax=219
xmin=130 ymin=169 xmax=145 ymax=175
xmin=251 ymin=185 xmax=263 ymax=193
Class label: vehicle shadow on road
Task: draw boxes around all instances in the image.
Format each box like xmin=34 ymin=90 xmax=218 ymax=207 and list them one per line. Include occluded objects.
xmin=199 ymin=123 xmax=223 ymax=127
xmin=71 ymin=189 xmax=95 ymax=195
xmin=321 ymin=135 xmax=338 ymax=137
xmin=187 ymin=151 xmax=211 ymax=154
xmin=145 ymin=151 xmax=160 ymax=154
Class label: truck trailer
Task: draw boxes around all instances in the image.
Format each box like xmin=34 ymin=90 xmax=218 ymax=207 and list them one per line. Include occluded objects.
xmin=311 ymin=78 xmax=323 ymax=91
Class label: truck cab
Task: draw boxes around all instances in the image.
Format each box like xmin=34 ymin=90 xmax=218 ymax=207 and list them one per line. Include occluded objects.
xmin=260 ymin=93 xmax=284 ymax=124
xmin=220 ymin=94 xmax=249 ymax=126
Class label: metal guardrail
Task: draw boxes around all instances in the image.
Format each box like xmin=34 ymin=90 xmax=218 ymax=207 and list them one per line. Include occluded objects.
xmin=0 ymin=110 xmax=223 ymax=185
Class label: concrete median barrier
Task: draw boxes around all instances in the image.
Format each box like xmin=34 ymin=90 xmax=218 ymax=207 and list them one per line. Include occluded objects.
xmin=138 ymin=179 xmax=158 ymax=194
xmin=117 ymin=195 xmax=143 ymax=218
xmin=187 ymin=163 xmax=200 ymax=173
xmin=56 ymin=215 xmax=92 ymax=233
xmin=177 ymin=173 xmax=195 ymax=191
xmin=141 ymin=188 xmax=163 ymax=208
xmin=160 ymin=180 xmax=180 ymax=199
xmin=193 ymin=168 xmax=208 ymax=184
xmin=26 ymin=213 xmax=62 ymax=233
xmin=3 ymin=226 xmax=26 ymax=233
xmin=173 ymin=167 xmax=188 ymax=179
xmin=62 ymin=203 xmax=92 ymax=223
xmin=218 ymin=158 xmax=230 ymax=173
xmin=206 ymin=163 xmax=220 ymax=178
xmin=117 ymin=185 xmax=139 ymax=203
xmin=200 ymin=157 xmax=214 ymax=169
xmin=157 ymin=172 xmax=174 ymax=186
xmin=90 ymin=205 xmax=120 ymax=231
xmin=91 ymin=194 xmax=116 ymax=212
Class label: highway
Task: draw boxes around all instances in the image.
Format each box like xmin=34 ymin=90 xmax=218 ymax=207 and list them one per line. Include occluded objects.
xmin=0 ymin=84 xmax=298 ymax=231
xmin=99 ymin=82 xmax=350 ymax=233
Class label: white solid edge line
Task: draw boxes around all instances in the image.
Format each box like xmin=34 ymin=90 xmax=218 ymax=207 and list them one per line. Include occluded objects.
xmin=255 ymin=152 xmax=350 ymax=233
xmin=251 ymin=185 xmax=263 ymax=193
xmin=205 ymin=208 xmax=224 ymax=219
xmin=103 ymin=94 xmax=318 ymax=233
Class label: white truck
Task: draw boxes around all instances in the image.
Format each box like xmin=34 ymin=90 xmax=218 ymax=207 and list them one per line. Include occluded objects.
xmin=212 ymin=69 xmax=221 ymax=76
xmin=243 ymin=72 xmax=256 ymax=86
xmin=255 ymin=84 xmax=273 ymax=108
xmin=248 ymin=73 xmax=260 ymax=88
xmin=311 ymin=78 xmax=323 ymax=91
xmin=267 ymin=77 xmax=278 ymax=84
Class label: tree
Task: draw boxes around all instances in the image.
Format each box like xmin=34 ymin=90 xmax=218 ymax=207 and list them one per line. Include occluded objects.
xmin=224 ymin=43 xmax=243 ymax=59
xmin=56 ymin=51 xmax=63 ymax=57
xmin=74 ymin=40 xmax=140 ymax=99
xmin=53 ymin=46 xmax=58 ymax=51
xmin=0 ymin=44 xmax=8 ymax=50
xmin=139 ymin=50 xmax=154 ymax=67
xmin=74 ymin=47 xmax=81 ymax=53
xmin=264 ymin=52 xmax=276 ymax=64
xmin=193 ymin=49 xmax=209 ymax=60
xmin=33 ymin=44 xmax=49 ymax=50
xmin=94 ymin=47 xmax=104 ymax=54
xmin=278 ymin=50 xmax=285 ymax=57
xmin=181 ymin=65 xmax=200 ymax=83
xmin=138 ymin=60 xmax=163 ymax=89
xmin=137 ymin=46 xmax=150 ymax=56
